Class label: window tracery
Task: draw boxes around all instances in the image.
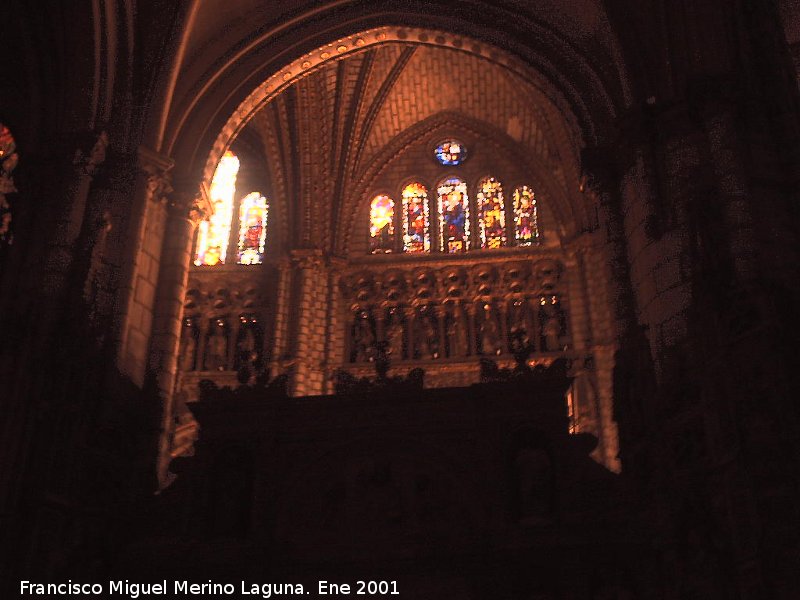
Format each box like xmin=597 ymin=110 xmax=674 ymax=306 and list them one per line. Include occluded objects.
xmin=434 ymin=140 xmax=467 ymax=166
xmin=366 ymin=139 xmax=544 ymax=255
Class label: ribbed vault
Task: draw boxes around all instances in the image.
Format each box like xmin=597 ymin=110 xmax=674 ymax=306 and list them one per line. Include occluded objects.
xmin=233 ymin=35 xmax=596 ymax=251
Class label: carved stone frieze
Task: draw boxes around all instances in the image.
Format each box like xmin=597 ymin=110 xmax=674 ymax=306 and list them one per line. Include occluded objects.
xmin=339 ymin=254 xmax=572 ymax=379
xmin=178 ymin=270 xmax=271 ymax=398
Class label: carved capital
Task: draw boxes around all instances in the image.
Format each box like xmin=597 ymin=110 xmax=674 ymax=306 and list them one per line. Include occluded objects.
xmin=146 ymin=172 xmax=173 ymax=204
xmin=138 ymin=146 xmax=174 ymax=203
xmin=168 ymin=187 xmax=206 ymax=226
xmin=291 ymin=248 xmax=326 ymax=270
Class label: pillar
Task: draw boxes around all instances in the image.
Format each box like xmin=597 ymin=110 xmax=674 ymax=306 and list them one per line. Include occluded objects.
xmin=149 ymin=184 xmax=207 ymax=487
xmin=114 ymin=147 xmax=174 ymax=384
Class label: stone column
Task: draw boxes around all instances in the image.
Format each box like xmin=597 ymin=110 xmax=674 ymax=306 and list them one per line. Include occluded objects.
xmin=149 ymin=184 xmax=207 ymax=487
xmin=289 ymin=249 xmax=328 ymax=396
xmin=404 ymin=306 xmax=416 ymax=360
xmin=229 ymin=315 xmax=242 ymax=370
xmin=114 ymin=147 xmax=174 ymax=383
xmin=322 ymin=260 xmax=346 ymax=393
xmin=465 ymin=302 xmax=477 ymax=356
xmin=435 ymin=304 xmax=446 ymax=359
xmin=497 ymin=300 xmax=509 ymax=354
xmin=269 ymin=256 xmax=293 ymax=377
xmin=196 ymin=316 xmax=210 ymax=372
xmin=374 ymin=304 xmax=386 ymax=344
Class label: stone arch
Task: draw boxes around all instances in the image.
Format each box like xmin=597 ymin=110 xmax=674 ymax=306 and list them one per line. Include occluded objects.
xmin=158 ymin=13 xmax=630 ymax=189
xmin=341 ymin=111 xmax=584 ymax=256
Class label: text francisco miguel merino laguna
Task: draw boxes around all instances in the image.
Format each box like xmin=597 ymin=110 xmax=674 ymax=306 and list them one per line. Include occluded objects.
xmin=20 ymin=580 xmax=401 ymax=597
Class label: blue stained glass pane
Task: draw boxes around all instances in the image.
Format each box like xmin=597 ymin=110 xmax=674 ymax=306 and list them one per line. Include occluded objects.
xmin=435 ymin=140 xmax=467 ymax=166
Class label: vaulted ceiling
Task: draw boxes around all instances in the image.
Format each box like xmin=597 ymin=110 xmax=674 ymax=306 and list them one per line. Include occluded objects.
xmin=237 ymin=41 xmax=591 ymax=253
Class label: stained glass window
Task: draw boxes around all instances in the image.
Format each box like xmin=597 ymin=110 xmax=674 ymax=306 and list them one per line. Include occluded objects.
xmin=437 ymin=177 xmax=469 ymax=253
xmin=434 ymin=140 xmax=467 ymax=166
xmin=194 ymin=151 xmax=240 ymax=266
xmin=513 ymin=185 xmax=539 ymax=246
xmin=369 ymin=194 xmax=395 ymax=253
xmin=237 ymin=192 xmax=268 ymax=264
xmin=477 ymin=176 xmax=506 ymax=249
xmin=402 ymin=183 xmax=430 ymax=253
xmin=0 ymin=124 xmax=19 ymax=246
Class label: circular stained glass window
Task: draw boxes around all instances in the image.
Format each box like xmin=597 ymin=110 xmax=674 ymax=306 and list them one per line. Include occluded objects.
xmin=434 ymin=140 xmax=467 ymax=166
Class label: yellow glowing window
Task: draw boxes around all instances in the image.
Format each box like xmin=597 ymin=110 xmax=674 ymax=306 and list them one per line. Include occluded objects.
xmin=194 ymin=151 xmax=240 ymax=266
xmin=402 ymin=183 xmax=430 ymax=253
xmin=477 ymin=176 xmax=506 ymax=249
xmin=369 ymin=194 xmax=395 ymax=253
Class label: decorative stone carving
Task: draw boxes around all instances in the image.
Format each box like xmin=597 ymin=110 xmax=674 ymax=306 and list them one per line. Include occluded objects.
xmin=205 ymin=319 xmax=229 ymax=371
xmin=509 ymin=299 xmax=531 ymax=342
xmin=340 ymin=258 xmax=570 ymax=371
xmin=351 ymin=310 xmax=375 ymax=363
xmin=445 ymin=304 xmax=468 ymax=358
xmin=180 ymin=318 xmax=198 ymax=372
xmin=479 ymin=304 xmax=501 ymax=356
xmin=384 ymin=309 xmax=405 ymax=360
xmin=414 ymin=307 xmax=439 ymax=359
xmin=540 ymin=296 xmax=564 ymax=352
xmin=235 ymin=317 xmax=260 ymax=372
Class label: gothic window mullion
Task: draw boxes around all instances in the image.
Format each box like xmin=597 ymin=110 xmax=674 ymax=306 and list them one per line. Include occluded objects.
xmin=470 ymin=180 xmax=480 ymax=251
xmin=228 ymin=193 xmax=243 ymax=264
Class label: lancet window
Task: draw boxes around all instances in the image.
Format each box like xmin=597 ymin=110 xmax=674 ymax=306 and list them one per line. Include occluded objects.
xmin=237 ymin=192 xmax=268 ymax=265
xmin=195 ymin=151 xmax=240 ymax=266
xmin=369 ymin=194 xmax=395 ymax=254
xmin=513 ymin=185 xmax=539 ymax=246
xmin=194 ymin=151 xmax=270 ymax=266
xmin=402 ymin=183 xmax=430 ymax=253
xmin=437 ymin=177 xmax=470 ymax=253
xmin=477 ymin=176 xmax=505 ymax=249
xmin=368 ymin=178 xmax=539 ymax=254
